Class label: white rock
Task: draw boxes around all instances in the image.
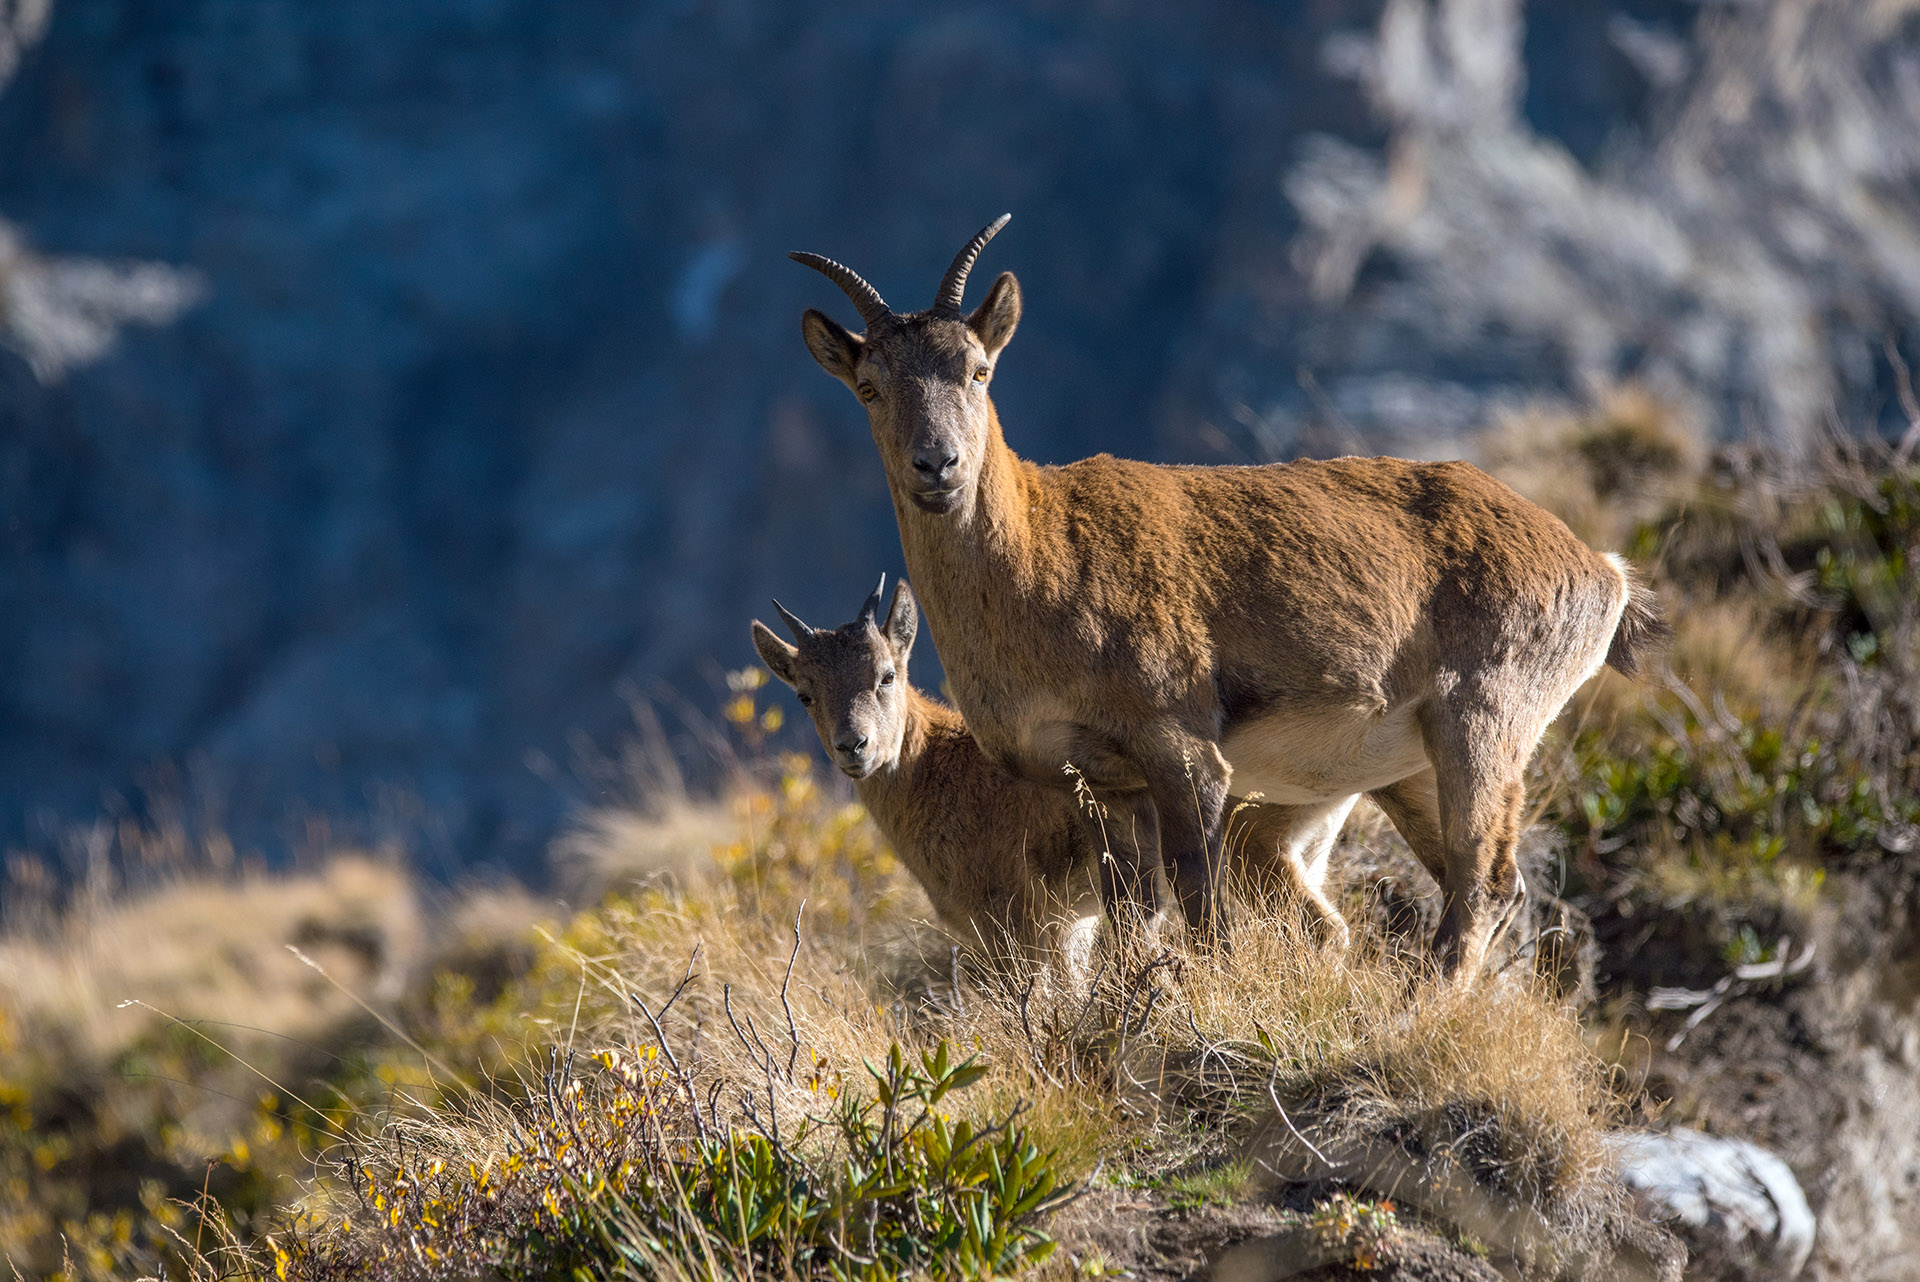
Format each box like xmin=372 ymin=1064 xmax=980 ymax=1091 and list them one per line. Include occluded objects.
xmin=1610 ymin=1128 xmax=1815 ymax=1279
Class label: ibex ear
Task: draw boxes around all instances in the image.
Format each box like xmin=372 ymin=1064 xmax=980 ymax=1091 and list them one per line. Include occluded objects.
xmin=751 ymin=621 xmax=801 ymax=687
xmin=967 ymin=272 xmax=1021 ymax=358
xmin=883 ymin=581 xmax=919 ymax=659
xmin=800 ymin=309 xmax=864 ymax=386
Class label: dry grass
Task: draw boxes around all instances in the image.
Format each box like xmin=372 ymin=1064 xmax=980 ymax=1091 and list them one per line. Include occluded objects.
xmin=575 ymin=707 xmax=1619 ymax=1199
xmin=254 ymin=745 xmax=1626 ymax=1280
xmin=0 ymin=853 xmax=420 ymax=1065
xmin=0 ymin=823 xmax=551 ymax=1282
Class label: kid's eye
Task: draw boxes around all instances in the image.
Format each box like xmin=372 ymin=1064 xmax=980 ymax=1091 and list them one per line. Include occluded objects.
xmin=797 ymin=693 xmax=813 ymax=707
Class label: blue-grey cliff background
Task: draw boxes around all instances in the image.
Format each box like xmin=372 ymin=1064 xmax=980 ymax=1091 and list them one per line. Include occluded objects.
xmin=5 ymin=0 xmax=1918 ymax=878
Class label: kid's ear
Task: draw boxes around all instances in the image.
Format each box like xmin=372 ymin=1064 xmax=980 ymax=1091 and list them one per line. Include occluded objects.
xmin=800 ymin=309 xmax=864 ymax=386
xmin=751 ymin=621 xmax=801 ymax=687
xmin=884 ymin=581 xmax=918 ymax=659
xmin=966 ymin=272 xmax=1021 ymax=358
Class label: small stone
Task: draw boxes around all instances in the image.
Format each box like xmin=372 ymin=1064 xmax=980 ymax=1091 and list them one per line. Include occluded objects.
xmin=1609 ymin=1128 xmax=1816 ymax=1280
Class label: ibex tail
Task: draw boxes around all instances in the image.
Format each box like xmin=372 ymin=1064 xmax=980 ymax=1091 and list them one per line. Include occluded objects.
xmin=1604 ymin=555 xmax=1671 ymax=677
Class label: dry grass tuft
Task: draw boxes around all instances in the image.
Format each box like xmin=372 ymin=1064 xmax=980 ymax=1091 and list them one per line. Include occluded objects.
xmin=0 ymin=853 xmax=421 ymax=1065
xmin=154 ymin=721 xmax=1626 ymax=1282
xmin=1479 ymin=385 xmax=1706 ymax=550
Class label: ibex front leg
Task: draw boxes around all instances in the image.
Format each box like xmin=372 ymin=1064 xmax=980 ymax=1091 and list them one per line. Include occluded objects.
xmin=1143 ymin=735 xmax=1231 ymax=943
xmin=1076 ymin=790 xmax=1170 ymax=942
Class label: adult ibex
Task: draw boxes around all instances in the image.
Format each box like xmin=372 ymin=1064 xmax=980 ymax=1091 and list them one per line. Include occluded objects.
xmin=790 ymin=217 xmax=1666 ymax=975
xmin=751 ymin=575 xmax=1351 ymax=984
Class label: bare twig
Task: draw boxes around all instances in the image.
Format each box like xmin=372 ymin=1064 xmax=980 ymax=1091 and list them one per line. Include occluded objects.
xmin=1062 ymin=954 xmax=1112 ymax=1063
xmin=1112 ymin=951 xmax=1177 ymax=1093
xmin=1652 ymin=936 xmax=1815 ymax=1050
xmin=721 ymin=983 xmax=770 ymax=1075
xmin=743 ymin=1010 xmax=778 ymax=1078
xmin=629 ymin=988 xmax=710 ymax=1143
xmin=1266 ymin=1064 xmax=1338 ymax=1172
xmin=658 ymin=946 xmax=702 ymax=1021
xmin=1188 ymin=1006 xmax=1235 ymax=1098
xmin=783 ymin=904 xmax=805 ymax=1078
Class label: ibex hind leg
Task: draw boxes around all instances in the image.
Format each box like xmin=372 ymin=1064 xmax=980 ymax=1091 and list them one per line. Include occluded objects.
xmin=1427 ymin=722 xmax=1530 ymax=981
xmin=1233 ymin=799 xmax=1355 ymax=951
xmin=1421 ymin=590 xmax=1620 ymax=977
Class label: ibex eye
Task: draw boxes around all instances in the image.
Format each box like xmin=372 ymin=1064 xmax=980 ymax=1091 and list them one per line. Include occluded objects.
xmin=972 ymin=367 xmax=990 ymax=383
xmin=880 ymin=671 xmax=895 ymax=686
xmin=858 ymin=383 xmax=879 ymax=403
xmin=797 ymin=694 xmax=813 ymax=707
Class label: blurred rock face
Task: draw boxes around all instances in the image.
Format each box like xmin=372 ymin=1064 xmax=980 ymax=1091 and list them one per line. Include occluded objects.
xmin=0 ymin=0 xmax=1914 ymax=873
xmin=0 ymin=1 xmax=1363 ymax=870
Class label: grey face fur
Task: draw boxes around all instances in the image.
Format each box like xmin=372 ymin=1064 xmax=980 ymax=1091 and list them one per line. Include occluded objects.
xmin=752 ymin=578 xmax=920 ymax=780
xmin=792 ymin=218 xmax=1022 ymax=520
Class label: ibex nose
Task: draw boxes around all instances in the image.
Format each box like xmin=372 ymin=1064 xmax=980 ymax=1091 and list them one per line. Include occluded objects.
xmin=912 ymin=451 xmax=959 ymax=484
xmin=836 ymin=733 xmax=869 ymax=756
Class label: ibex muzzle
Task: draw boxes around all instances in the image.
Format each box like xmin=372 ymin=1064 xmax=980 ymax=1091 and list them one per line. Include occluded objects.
xmin=758 ymin=576 xmax=902 ymax=780
xmin=792 ymin=216 xmax=1019 ymax=517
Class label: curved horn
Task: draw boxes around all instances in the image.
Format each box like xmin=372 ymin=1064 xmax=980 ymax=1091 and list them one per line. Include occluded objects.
xmin=931 ymin=213 xmax=1011 ymax=316
xmin=788 ymin=251 xmax=892 ymax=328
xmin=859 ymin=573 xmax=887 ymax=624
xmin=771 ymin=599 xmax=815 ymax=640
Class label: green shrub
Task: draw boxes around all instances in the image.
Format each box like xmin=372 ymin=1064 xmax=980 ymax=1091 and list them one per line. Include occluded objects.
xmin=269 ymin=1040 xmax=1073 ymax=1282
xmin=1563 ymin=716 xmax=1905 ymax=864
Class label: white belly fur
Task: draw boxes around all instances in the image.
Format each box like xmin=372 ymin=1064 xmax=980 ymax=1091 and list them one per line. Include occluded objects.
xmin=1220 ymin=701 xmax=1429 ymax=804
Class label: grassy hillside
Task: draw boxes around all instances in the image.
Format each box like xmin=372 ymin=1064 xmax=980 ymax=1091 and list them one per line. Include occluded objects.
xmin=3 ymin=401 xmax=1916 ymax=1281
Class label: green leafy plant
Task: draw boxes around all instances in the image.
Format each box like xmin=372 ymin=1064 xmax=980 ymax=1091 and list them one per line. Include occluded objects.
xmin=269 ymin=1041 xmax=1073 ymax=1282
xmin=1561 ymin=710 xmax=1908 ymax=878
xmin=612 ymin=1041 xmax=1072 ymax=1281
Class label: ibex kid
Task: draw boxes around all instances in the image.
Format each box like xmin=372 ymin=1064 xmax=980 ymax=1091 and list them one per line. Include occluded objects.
xmin=751 ymin=576 xmax=1351 ymax=982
